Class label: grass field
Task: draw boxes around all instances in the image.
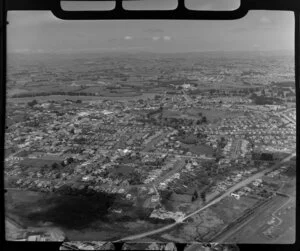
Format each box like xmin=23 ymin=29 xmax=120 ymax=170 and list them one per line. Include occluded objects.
xmin=162 ymin=110 xmax=181 ymax=118
xmin=224 ymin=194 xmax=292 ymax=243
xmin=186 ymin=108 xmax=243 ymax=123
xmin=5 ymin=189 xmax=169 ymax=241
xmin=170 ymin=208 xmax=225 ymax=242
xmin=7 ymin=95 xmax=102 ymax=103
xmin=182 ymin=143 xmax=214 ymax=156
xmin=210 ymin=196 xmax=258 ymax=224
xmin=7 ymin=88 xmax=30 ymax=96
xmin=17 ymin=158 xmax=63 ymax=172
xmin=7 ymin=92 xmax=160 ymax=103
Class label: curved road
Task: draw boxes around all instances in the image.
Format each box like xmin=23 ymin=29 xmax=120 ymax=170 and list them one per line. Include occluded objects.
xmin=116 ymin=153 xmax=295 ymax=242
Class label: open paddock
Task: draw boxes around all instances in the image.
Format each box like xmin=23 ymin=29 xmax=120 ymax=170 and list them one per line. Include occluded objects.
xmin=186 ymin=108 xmax=243 ymax=123
xmin=210 ymin=196 xmax=259 ymax=225
xmin=18 ymin=157 xmax=63 ymax=171
xmin=182 ymin=144 xmax=214 ymax=156
xmin=223 ymin=194 xmax=292 ymax=243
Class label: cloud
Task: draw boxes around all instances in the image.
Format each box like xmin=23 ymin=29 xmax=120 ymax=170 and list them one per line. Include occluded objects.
xmin=144 ymin=28 xmax=164 ymax=34
xmin=260 ymin=16 xmax=271 ymax=24
xmin=152 ymin=36 xmax=160 ymax=41
xmin=124 ymin=46 xmax=151 ymax=51
xmin=107 ymin=38 xmax=118 ymax=42
xmin=231 ymin=27 xmax=249 ymax=33
xmin=124 ymin=36 xmax=133 ymax=40
xmin=163 ymin=36 xmax=172 ymax=41
xmin=13 ymin=48 xmax=31 ymax=53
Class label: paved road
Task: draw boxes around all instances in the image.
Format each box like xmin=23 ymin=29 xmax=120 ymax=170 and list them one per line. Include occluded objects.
xmin=288 ymin=87 xmax=295 ymax=94
xmin=117 ymin=223 xmax=179 ymax=242
xmin=116 ymin=153 xmax=295 ymax=242
xmin=181 ymin=153 xmax=295 ymax=222
xmin=280 ymin=113 xmax=296 ymax=125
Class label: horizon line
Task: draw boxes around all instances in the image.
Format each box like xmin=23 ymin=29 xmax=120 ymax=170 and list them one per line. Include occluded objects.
xmin=8 ymin=49 xmax=294 ymax=55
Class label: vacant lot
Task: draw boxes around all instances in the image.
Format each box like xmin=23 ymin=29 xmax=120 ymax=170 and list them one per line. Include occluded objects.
xmin=18 ymin=158 xmax=63 ymax=171
xmin=162 ymin=109 xmax=180 ymax=118
xmin=210 ymin=196 xmax=258 ymax=224
xmin=224 ymin=195 xmax=291 ymax=243
xmin=168 ymin=208 xmax=225 ymax=242
xmin=186 ymin=108 xmax=243 ymax=123
xmin=280 ymin=177 xmax=296 ymax=196
xmin=7 ymin=88 xmax=30 ymax=97
xmin=182 ymin=143 xmax=214 ymax=156
xmin=8 ymin=95 xmax=103 ymax=103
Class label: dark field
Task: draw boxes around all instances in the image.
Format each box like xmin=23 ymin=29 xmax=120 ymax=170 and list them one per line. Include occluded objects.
xmin=5 ymin=189 xmax=114 ymax=230
xmin=19 ymin=158 xmax=64 ymax=170
xmin=5 ymin=189 xmax=170 ymax=241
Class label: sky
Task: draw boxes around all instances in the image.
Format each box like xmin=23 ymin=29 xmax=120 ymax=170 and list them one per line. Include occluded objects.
xmin=7 ymin=0 xmax=294 ymax=53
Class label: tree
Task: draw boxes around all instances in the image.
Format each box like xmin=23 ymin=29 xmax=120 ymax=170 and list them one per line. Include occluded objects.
xmin=261 ymin=153 xmax=273 ymax=161
xmin=28 ymin=99 xmax=38 ymax=107
xmin=200 ymin=191 xmax=206 ymax=203
xmin=201 ymin=116 xmax=207 ymax=123
xmin=129 ymin=171 xmax=142 ymax=185
xmin=192 ymin=190 xmax=198 ymax=202
xmin=42 ymin=164 xmax=49 ymax=170
xmin=51 ymin=162 xmax=59 ymax=169
xmin=103 ymin=156 xmax=110 ymax=164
